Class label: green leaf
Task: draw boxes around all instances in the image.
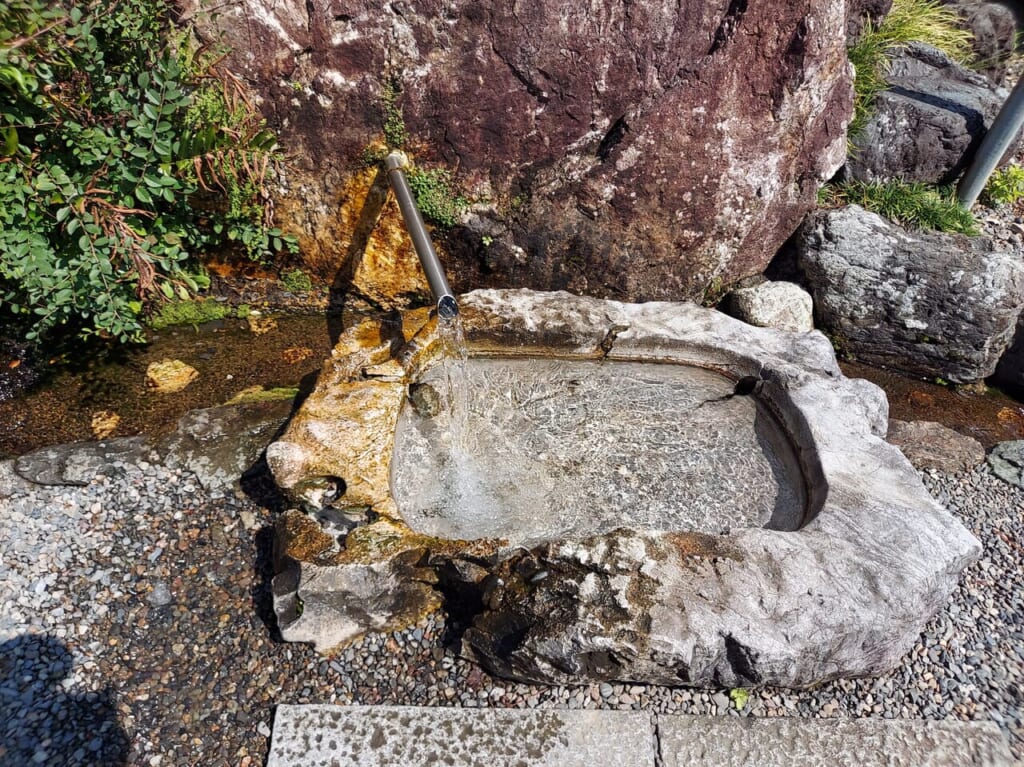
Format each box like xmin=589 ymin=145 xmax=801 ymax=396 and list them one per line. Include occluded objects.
xmin=1 ymin=126 xmax=18 ymax=157
xmin=160 ymin=281 xmax=175 ymax=299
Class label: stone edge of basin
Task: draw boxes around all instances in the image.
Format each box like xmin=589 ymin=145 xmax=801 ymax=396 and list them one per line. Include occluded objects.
xmin=264 ymin=288 xmax=982 ymax=689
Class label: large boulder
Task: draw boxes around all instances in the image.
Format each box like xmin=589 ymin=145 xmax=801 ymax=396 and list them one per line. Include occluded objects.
xmin=266 ymin=289 xmax=979 ymax=687
xmin=845 ymin=43 xmax=1010 ymax=185
xmin=795 ymin=205 xmax=1024 ymax=384
xmin=178 ymin=0 xmax=851 ymax=307
xmin=943 ymin=2 xmax=1018 ymax=81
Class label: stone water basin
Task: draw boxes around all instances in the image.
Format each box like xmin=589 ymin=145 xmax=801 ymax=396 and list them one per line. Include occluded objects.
xmin=266 ymin=289 xmax=980 ymax=688
xmin=392 ymin=358 xmax=807 ymax=545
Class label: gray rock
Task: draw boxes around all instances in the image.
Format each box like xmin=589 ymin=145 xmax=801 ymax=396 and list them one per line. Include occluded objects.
xmin=272 ymin=289 xmax=979 ymax=688
xmin=795 ymin=205 xmax=1024 ymax=383
xmin=147 ymin=581 xmax=172 ymax=608
xmin=944 ymin=2 xmax=1018 ymax=81
xmin=887 ymin=420 xmax=986 ymax=473
xmin=721 ymin=281 xmax=814 ymax=332
xmin=987 ymin=440 xmax=1024 ymax=488
xmin=847 ymin=0 xmax=893 ymax=43
xmin=13 ymin=437 xmax=152 ymax=486
xmin=659 ymin=716 xmax=1014 ymax=767
xmin=267 ymin=705 xmax=656 ymax=767
xmin=846 ymin=43 xmax=1011 ymax=185
xmin=0 ymin=459 xmax=38 ymax=498
xmin=157 ymin=400 xmax=293 ymax=491
xmin=271 ymin=510 xmax=443 ymax=653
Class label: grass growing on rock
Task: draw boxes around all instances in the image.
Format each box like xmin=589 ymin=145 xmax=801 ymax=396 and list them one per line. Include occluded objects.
xmin=849 ymin=0 xmax=974 ymax=139
xmin=820 ymin=181 xmax=979 ymax=235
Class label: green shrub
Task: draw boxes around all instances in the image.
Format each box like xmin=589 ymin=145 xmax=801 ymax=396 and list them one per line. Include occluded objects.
xmin=849 ymin=0 xmax=974 ymax=139
xmin=981 ymin=164 xmax=1024 ymax=207
xmin=0 ymin=0 xmax=296 ymax=343
xmin=407 ymin=167 xmax=469 ymax=229
xmin=821 ymin=180 xmax=979 ymax=235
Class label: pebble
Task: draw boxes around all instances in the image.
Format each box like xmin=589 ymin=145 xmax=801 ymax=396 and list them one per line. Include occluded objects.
xmin=0 ymin=456 xmax=1021 ymax=765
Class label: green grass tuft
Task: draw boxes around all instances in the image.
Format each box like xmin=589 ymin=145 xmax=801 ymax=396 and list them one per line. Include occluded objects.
xmin=982 ymin=164 xmax=1024 ymax=207
xmin=849 ymin=0 xmax=974 ymax=139
xmin=821 ymin=180 xmax=979 ymax=235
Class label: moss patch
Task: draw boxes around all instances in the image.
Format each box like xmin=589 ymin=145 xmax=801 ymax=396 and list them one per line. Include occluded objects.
xmin=148 ymin=299 xmax=251 ymax=330
xmin=224 ymin=385 xmax=299 ymax=405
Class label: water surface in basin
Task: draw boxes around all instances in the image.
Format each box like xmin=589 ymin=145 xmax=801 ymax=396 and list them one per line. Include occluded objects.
xmin=391 ymin=358 xmax=806 ymax=546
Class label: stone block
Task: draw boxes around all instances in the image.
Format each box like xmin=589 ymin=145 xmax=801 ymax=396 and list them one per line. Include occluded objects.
xmin=267 ymin=705 xmax=656 ymax=767
xmin=659 ymin=715 xmax=1014 ymax=767
xmin=887 ymin=419 xmax=986 ymax=473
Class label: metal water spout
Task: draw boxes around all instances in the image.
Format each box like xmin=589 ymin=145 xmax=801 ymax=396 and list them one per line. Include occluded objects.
xmin=385 ymin=151 xmax=459 ymax=319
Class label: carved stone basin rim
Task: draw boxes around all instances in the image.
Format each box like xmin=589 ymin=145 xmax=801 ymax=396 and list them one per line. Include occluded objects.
xmin=265 ymin=288 xmax=980 ymax=689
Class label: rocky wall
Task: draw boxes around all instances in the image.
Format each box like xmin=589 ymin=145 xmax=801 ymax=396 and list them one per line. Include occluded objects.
xmin=178 ymin=0 xmax=852 ymax=307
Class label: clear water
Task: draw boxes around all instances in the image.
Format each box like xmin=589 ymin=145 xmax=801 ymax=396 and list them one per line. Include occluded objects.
xmin=391 ymin=357 xmax=807 ymax=546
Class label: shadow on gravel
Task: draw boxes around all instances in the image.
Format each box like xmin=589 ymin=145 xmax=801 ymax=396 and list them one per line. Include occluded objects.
xmin=251 ymin=524 xmax=284 ymax=644
xmin=0 ymin=634 xmax=129 ymax=766
xmin=240 ymin=455 xmax=287 ymax=643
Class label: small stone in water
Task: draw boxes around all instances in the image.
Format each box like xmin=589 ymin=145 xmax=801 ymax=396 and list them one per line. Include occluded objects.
xmin=408 ymin=383 xmax=443 ymax=418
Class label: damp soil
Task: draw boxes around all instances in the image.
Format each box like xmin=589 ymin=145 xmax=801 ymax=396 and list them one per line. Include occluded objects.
xmin=0 ymin=313 xmax=337 ymax=460
xmin=841 ymin=361 xmax=1024 ymax=449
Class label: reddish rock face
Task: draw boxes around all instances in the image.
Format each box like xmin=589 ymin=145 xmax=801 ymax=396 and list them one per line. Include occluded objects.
xmin=180 ymin=0 xmax=851 ymax=304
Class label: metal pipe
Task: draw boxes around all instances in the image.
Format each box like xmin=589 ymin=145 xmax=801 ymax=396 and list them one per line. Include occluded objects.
xmin=957 ymin=75 xmax=1024 ymax=209
xmin=385 ymin=151 xmax=459 ymax=319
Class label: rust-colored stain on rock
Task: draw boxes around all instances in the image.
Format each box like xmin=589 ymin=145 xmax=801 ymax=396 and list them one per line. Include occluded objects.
xmin=664 ymin=531 xmax=743 ymax=563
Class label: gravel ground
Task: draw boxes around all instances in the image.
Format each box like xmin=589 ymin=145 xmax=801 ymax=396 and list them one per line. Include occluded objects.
xmin=0 ymin=452 xmax=1021 ymax=766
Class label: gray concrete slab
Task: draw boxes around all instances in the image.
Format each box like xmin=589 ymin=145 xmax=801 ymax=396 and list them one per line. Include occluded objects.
xmin=658 ymin=715 xmax=1016 ymax=767
xmin=267 ymin=705 xmax=656 ymax=767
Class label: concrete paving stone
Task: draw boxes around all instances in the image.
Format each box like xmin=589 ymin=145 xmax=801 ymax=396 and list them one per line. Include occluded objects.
xmin=267 ymin=704 xmax=656 ymax=767
xmin=658 ymin=715 xmax=1016 ymax=767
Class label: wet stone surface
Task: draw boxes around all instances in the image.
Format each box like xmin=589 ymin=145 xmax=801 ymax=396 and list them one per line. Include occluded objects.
xmin=391 ymin=359 xmax=806 ymax=545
